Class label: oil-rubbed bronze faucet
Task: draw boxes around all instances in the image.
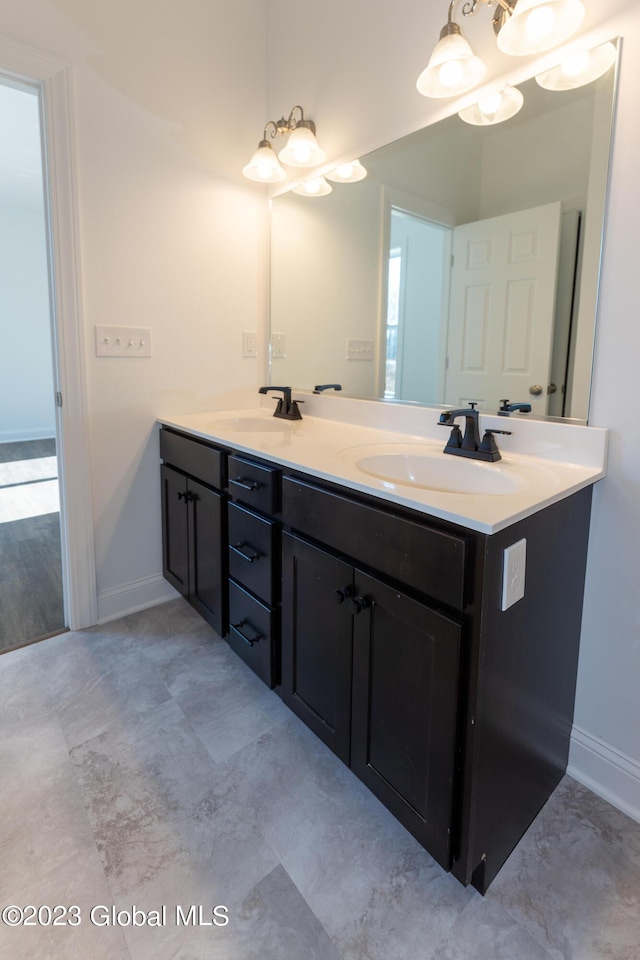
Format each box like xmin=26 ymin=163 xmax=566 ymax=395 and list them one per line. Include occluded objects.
xmin=258 ymin=386 xmax=303 ymax=420
xmin=438 ymin=403 xmax=511 ymax=462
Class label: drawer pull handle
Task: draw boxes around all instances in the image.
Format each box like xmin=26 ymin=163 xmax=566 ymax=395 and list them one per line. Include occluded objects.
xmin=231 ymin=620 xmax=264 ymax=647
xmin=229 ymin=477 xmax=261 ymax=492
xmin=230 ymin=541 xmax=262 ymax=563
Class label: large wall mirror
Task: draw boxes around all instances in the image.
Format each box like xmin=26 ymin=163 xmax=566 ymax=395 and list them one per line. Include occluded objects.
xmin=270 ymin=41 xmax=619 ymax=422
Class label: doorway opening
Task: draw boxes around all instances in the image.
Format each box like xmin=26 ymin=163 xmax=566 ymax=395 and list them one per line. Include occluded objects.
xmin=0 ymin=77 xmax=66 ymax=652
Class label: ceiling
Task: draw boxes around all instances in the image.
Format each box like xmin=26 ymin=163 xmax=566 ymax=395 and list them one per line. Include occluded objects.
xmin=0 ymin=80 xmax=45 ymax=208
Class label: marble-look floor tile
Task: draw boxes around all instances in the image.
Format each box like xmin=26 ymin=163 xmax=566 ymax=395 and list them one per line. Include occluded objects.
xmin=124 ymin=599 xmax=219 ymax=666
xmin=0 ymin=846 xmax=131 ymax=960
xmin=0 ymin=717 xmax=98 ymax=899
xmin=35 ymin=624 xmax=173 ymax=749
xmin=0 ymin=642 xmax=55 ymax=727
xmin=212 ymin=713 xmax=474 ymax=960
xmin=120 ymin=864 xmax=342 ymax=960
xmin=429 ymin=896 xmax=555 ymax=960
xmin=159 ymin=635 xmax=290 ymax=765
xmin=69 ymin=699 xmax=279 ymax=924
xmin=490 ymin=780 xmax=640 ymax=960
xmin=553 ymin=776 xmax=640 ymax=872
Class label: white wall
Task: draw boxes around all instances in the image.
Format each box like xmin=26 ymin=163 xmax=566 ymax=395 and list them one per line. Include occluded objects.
xmin=0 ymin=202 xmax=55 ymax=441
xmin=0 ymin=0 xmax=268 ymax=616
xmin=266 ymin=0 xmax=640 ymax=819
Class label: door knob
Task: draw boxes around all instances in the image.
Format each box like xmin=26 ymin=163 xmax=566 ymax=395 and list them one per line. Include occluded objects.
xmin=529 ymin=384 xmax=543 ymax=396
xmin=348 ymin=595 xmax=371 ymax=615
xmin=547 ymin=383 xmax=558 ymax=394
xmin=335 ymin=585 xmax=353 ymax=604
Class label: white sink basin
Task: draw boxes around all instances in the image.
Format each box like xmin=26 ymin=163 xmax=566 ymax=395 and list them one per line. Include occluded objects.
xmin=212 ymin=416 xmax=294 ymax=433
xmin=337 ymin=443 xmax=558 ymax=496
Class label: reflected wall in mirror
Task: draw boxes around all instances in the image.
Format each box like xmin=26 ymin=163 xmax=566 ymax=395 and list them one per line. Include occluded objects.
xmin=270 ymin=42 xmax=618 ymax=421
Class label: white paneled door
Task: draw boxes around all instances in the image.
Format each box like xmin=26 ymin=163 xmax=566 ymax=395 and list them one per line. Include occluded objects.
xmin=444 ymin=202 xmax=562 ymax=415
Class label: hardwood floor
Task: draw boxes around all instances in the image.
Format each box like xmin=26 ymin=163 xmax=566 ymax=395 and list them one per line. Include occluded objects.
xmin=0 ymin=438 xmax=65 ymax=653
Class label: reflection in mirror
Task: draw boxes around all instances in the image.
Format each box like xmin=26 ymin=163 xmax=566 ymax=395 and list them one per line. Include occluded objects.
xmin=270 ymin=41 xmax=618 ymax=422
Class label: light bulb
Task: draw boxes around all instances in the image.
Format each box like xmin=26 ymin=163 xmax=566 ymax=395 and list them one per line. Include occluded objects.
xmin=458 ymin=85 xmax=524 ymax=126
xmin=562 ymin=51 xmax=590 ymax=77
xmin=417 ymin=25 xmax=486 ymax=98
xmin=497 ymin=0 xmax=585 ymax=57
xmin=326 ymin=160 xmax=367 ymax=183
xmin=279 ymin=124 xmax=326 ymax=168
xmin=292 ymin=177 xmax=332 ymax=197
xmin=478 ymin=92 xmax=504 ymax=116
xmin=525 ymin=5 xmax=555 ymax=44
xmin=535 ymin=40 xmax=617 ymax=91
xmin=242 ymin=141 xmax=286 ymax=183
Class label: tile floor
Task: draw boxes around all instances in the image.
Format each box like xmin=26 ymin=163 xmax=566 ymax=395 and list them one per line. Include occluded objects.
xmin=1 ymin=598 xmax=639 ymax=960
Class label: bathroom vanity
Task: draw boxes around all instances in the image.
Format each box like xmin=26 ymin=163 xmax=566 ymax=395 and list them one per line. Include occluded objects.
xmin=158 ymin=398 xmax=607 ymax=893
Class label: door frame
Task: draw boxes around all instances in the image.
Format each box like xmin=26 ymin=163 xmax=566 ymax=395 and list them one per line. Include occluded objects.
xmin=0 ymin=36 xmax=97 ymax=630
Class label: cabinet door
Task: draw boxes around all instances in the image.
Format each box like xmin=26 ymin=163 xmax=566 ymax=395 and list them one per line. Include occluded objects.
xmin=161 ymin=464 xmax=189 ymax=597
xmin=281 ymin=533 xmax=353 ymax=764
xmin=351 ymin=571 xmax=461 ymax=870
xmin=188 ymin=478 xmax=225 ymax=636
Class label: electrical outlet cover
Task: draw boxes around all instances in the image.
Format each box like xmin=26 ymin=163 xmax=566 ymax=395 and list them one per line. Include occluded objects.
xmin=501 ymin=538 xmax=526 ymax=611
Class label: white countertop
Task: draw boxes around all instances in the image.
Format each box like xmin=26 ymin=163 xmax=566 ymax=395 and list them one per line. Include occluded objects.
xmin=158 ymin=395 xmax=608 ymax=534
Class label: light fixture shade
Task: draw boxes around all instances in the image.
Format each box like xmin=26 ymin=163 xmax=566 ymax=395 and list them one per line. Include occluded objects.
xmin=458 ymin=84 xmax=524 ymax=125
xmin=279 ymin=123 xmax=327 ymax=167
xmin=292 ymin=177 xmax=332 ymax=197
xmin=326 ymin=160 xmax=367 ymax=183
xmin=497 ymin=0 xmax=585 ymax=57
xmin=535 ymin=40 xmax=617 ymax=91
xmin=417 ymin=27 xmax=487 ymax=98
xmin=242 ymin=140 xmax=286 ymax=183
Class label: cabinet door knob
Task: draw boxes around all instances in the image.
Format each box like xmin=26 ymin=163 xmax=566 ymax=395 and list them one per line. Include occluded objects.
xmin=348 ymin=595 xmax=371 ymax=615
xmin=335 ymin=585 xmax=353 ymax=604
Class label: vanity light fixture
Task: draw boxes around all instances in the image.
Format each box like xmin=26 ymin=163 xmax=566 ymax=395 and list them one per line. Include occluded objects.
xmin=326 ymin=159 xmax=368 ymax=183
xmin=243 ymin=105 xmax=326 ymax=183
xmin=292 ymin=176 xmax=333 ymax=197
xmin=458 ymin=83 xmax=524 ymax=124
xmin=535 ymin=39 xmax=617 ymax=91
xmin=417 ymin=0 xmax=587 ymax=100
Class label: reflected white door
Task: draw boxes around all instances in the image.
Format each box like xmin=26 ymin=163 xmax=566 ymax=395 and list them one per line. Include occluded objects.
xmin=444 ymin=202 xmax=562 ymax=415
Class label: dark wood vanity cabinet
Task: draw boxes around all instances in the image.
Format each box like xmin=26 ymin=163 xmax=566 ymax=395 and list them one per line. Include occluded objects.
xmin=281 ymin=532 xmax=461 ymax=870
xmin=159 ymin=425 xmax=594 ymax=893
xmin=160 ymin=432 xmax=225 ymax=636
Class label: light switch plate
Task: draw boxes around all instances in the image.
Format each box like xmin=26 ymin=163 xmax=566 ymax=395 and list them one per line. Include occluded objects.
xmin=346 ymin=338 xmax=374 ymax=360
xmin=95 ymin=326 xmax=152 ymax=357
xmin=502 ymin=538 xmax=526 ymax=611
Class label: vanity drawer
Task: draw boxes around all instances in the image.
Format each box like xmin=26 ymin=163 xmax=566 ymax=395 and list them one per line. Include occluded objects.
xmin=160 ymin=429 xmax=224 ymax=490
xmin=282 ymin=476 xmax=466 ymax=610
xmin=227 ymin=454 xmax=280 ymax=515
xmin=227 ymin=580 xmax=277 ymax=688
xmin=228 ymin=502 xmax=277 ymax=604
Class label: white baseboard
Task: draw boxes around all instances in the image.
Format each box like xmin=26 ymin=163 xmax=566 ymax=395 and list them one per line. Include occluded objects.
xmin=97 ymin=574 xmax=179 ymax=624
xmin=568 ymin=724 xmax=640 ymax=824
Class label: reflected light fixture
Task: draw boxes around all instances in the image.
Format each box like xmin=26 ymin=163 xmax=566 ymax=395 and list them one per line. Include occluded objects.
xmin=535 ymin=39 xmax=616 ymax=90
xmin=292 ymin=177 xmax=333 ymax=197
xmin=417 ymin=0 xmax=587 ymax=100
xmin=326 ymin=159 xmax=367 ymax=183
xmin=243 ymin=105 xmax=325 ymax=183
xmin=458 ymin=83 xmax=524 ymax=124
